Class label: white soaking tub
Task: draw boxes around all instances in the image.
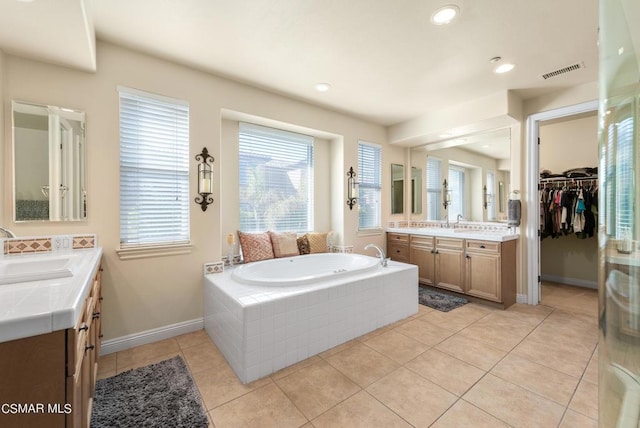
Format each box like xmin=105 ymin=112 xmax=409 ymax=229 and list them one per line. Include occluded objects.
xmin=204 ymin=253 xmax=418 ymax=384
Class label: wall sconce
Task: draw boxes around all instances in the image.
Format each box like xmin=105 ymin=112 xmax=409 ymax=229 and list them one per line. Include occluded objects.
xmin=346 ymin=166 xmax=358 ymax=210
xmin=442 ymin=179 xmax=451 ymax=210
xmin=195 ymin=147 xmax=214 ymax=212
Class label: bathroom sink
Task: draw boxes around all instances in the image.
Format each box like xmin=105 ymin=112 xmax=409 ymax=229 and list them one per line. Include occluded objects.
xmin=0 ymin=255 xmax=76 ymax=285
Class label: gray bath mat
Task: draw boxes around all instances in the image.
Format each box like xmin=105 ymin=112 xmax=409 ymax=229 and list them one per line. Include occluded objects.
xmin=91 ymin=356 xmax=208 ymax=428
xmin=418 ymin=287 xmax=468 ymax=312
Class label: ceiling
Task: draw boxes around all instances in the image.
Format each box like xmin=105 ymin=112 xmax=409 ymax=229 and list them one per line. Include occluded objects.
xmin=0 ymin=0 xmax=598 ymax=128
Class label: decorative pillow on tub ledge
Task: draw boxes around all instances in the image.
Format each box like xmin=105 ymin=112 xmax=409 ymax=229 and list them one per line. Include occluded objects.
xmin=297 ymin=235 xmax=311 ymax=255
xmin=238 ymin=231 xmax=275 ymax=263
xmin=268 ymin=231 xmax=300 ymax=258
xmin=306 ymin=232 xmax=328 ymax=253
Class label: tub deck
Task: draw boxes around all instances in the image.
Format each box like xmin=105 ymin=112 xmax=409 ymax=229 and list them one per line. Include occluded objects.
xmin=204 ymin=258 xmax=418 ymax=383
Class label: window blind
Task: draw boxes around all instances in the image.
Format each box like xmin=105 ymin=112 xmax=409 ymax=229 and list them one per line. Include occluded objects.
xmin=448 ymin=165 xmax=465 ymax=221
xmin=615 ymin=116 xmax=634 ymax=238
xmin=119 ymin=87 xmax=190 ymax=247
xmin=426 ymin=157 xmax=442 ymax=220
xmin=239 ymin=122 xmax=314 ymax=232
xmin=358 ymin=141 xmax=382 ymax=229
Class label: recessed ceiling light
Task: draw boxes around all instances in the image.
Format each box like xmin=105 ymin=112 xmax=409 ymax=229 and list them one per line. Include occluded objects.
xmin=315 ymin=83 xmax=331 ymax=92
xmin=431 ymin=5 xmax=459 ymax=25
xmin=494 ymin=63 xmax=515 ymax=74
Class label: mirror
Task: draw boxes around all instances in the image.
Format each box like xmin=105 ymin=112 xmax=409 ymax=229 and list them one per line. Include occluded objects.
xmin=12 ymin=101 xmax=87 ymax=221
xmin=411 ymin=167 xmax=422 ymax=214
xmin=391 ymin=163 xmax=404 ymax=214
xmin=410 ymin=128 xmax=511 ymax=222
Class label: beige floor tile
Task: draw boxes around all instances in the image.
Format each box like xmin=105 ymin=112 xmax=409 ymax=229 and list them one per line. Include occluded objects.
xmin=431 ymin=399 xmax=510 ymax=428
xmin=366 ymin=367 xmax=456 ymax=427
xmin=490 ymin=353 xmax=580 ymax=406
xmin=97 ymin=353 xmax=116 ymax=375
xmin=463 ymin=374 xmax=565 ymax=427
xmin=210 ymin=382 xmax=307 ymax=428
xmin=325 ymin=342 xmax=399 ymax=387
xmin=411 ymin=303 xmax=436 ymax=318
xmin=182 ymin=341 xmax=229 ymax=375
xmin=392 ymin=318 xmax=454 ymax=346
xmin=176 ymin=329 xmax=213 ymax=350
xmin=274 ymin=359 xmax=360 ymax=420
xmin=193 ymin=363 xmax=272 ymax=410
xmin=311 ymin=390 xmax=412 ymax=428
xmin=405 ymin=348 xmax=485 ymax=396
xmin=363 ymin=330 xmax=429 ymax=364
xmin=511 ymin=334 xmax=592 ymax=378
xmin=569 ymin=379 xmax=599 ymax=420
xmin=356 ymin=325 xmax=393 ymax=342
xmin=317 ymin=339 xmax=358 ymax=359
xmin=458 ymin=313 xmax=534 ymax=352
xmin=435 ymin=333 xmax=507 ymax=371
xmin=270 ymin=356 xmax=322 ymax=381
xmin=496 ymin=303 xmax=553 ymax=326
xmin=116 ymin=351 xmax=182 ymax=374
xmin=583 ymin=354 xmax=598 ymax=385
xmin=116 ymin=338 xmax=181 ymax=370
xmin=559 ymin=409 xmax=598 ymax=428
xmin=419 ymin=305 xmax=490 ymax=332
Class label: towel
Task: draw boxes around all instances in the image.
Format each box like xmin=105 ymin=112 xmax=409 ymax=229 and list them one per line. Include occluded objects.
xmin=508 ymin=199 xmax=521 ymax=227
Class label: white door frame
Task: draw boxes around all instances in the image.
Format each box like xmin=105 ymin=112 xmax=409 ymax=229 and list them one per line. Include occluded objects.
xmin=525 ymin=100 xmax=599 ymax=304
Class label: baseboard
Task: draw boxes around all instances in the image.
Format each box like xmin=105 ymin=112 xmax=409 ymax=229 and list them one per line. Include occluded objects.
xmin=541 ymin=274 xmax=598 ymax=289
xmin=516 ymin=294 xmax=528 ymax=304
xmin=100 ymin=318 xmax=204 ymax=356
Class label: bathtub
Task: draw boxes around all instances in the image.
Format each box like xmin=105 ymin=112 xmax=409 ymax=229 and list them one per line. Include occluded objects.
xmin=204 ymin=253 xmax=418 ymax=384
xmin=231 ymin=253 xmax=379 ymax=286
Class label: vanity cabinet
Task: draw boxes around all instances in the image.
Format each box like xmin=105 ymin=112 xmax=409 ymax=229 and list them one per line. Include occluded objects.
xmin=0 ymin=261 xmax=103 ymax=428
xmin=387 ymin=232 xmax=516 ymax=308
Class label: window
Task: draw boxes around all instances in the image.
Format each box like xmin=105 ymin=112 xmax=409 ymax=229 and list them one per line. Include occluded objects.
xmin=614 ymin=116 xmax=634 ymax=238
xmin=448 ymin=165 xmax=465 ymax=221
xmin=426 ymin=157 xmax=442 ymax=220
xmin=239 ymin=122 xmax=314 ymax=232
xmin=358 ymin=141 xmax=382 ymax=229
xmin=119 ymin=87 xmax=190 ymax=248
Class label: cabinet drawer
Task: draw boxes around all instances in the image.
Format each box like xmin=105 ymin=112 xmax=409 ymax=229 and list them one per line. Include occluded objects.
xmin=465 ymin=240 xmax=500 ymax=253
xmin=435 ymin=237 xmax=463 ymax=250
xmin=388 ymin=243 xmax=410 ymax=261
xmin=387 ymin=233 xmax=409 ymax=243
xmin=410 ymin=235 xmax=434 ymax=248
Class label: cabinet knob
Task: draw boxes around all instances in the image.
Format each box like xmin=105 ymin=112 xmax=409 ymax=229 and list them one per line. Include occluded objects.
xmin=99 ymin=296 xmax=104 ymax=301
xmin=78 ymin=324 xmax=89 ymax=332
xmin=466 ymin=255 xmax=471 ymax=259
xmin=480 ymin=245 xmax=486 ymax=249
xmin=92 ymin=312 xmax=101 ymax=319
xmin=99 ymin=267 xmax=104 ymax=272
xmin=85 ymin=344 xmax=95 ymax=352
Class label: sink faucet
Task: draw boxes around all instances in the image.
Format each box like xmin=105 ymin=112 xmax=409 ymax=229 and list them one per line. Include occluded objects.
xmin=456 ymin=214 xmax=465 ymax=225
xmin=364 ymin=244 xmax=388 ymax=267
xmin=0 ymin=227 xmax=15 ymax=238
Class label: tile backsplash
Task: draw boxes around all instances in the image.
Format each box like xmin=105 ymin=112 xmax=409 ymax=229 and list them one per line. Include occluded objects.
xmin=3 ymin=234 xmax=97 ymax=255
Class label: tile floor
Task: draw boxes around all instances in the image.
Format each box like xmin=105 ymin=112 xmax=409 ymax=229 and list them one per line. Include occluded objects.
xmin=98 ymin=282 xmax=599 ymax=427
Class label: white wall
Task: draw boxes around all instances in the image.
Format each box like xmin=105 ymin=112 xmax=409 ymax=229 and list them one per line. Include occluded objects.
xmin=1 ymin=41 xmax=406 ymax=341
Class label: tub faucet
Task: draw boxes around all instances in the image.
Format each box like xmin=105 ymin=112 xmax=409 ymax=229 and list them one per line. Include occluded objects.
xmin=0 ymin=227 xmax=15 ymax=238
xmin=364 ymin=244 xmax=388 ymax=267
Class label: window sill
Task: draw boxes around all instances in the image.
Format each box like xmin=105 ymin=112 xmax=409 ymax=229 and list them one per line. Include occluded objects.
xmin=357 ymin=228 xmax=384 ymax=237
xmin=116 ymin=243 xmax=193 ymax=260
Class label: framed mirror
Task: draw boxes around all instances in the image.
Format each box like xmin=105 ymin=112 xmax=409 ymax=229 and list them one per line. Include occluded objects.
xmin=411 ymin=167 xmax=422 ymax=214
xmin=12 ymin=101 xmax=87 ymax=221
xmin=411 ymin=128 xmax=511 ymax=222
xmin=391 ymin=163 xmax=404 ymax=214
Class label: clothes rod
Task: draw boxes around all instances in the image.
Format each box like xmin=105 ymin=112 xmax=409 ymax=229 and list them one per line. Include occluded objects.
xmin=539 ymin=175 xmax=598 ymax=182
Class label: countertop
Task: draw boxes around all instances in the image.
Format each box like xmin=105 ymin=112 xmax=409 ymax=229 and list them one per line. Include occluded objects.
xmin=387 ymin=227 xmax=520 ymax=242
xmin=0 ymin=247 xmax=103 ymax=343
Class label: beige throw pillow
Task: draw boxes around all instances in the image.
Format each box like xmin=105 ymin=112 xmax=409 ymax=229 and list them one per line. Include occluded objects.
xmin=238 ymin=231 xmax=274 ymax=263
xmin=269 ymin=231 xmax=299 ymax=258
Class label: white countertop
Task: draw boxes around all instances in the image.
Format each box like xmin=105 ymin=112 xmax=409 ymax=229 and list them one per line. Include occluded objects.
xmin=0 ymin=247 xmax=103 ymax=343
xmin=387 ymin=227 xmax=519 ymax=242
xmin=605 ymin=248 xmax=640 ymax=267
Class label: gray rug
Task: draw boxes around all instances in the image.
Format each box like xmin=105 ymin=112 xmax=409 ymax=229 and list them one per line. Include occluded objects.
xmin=91 ymin=356 xmax=208 ymax=428
xmin=418 ymin=287 xmax=468 ymax=312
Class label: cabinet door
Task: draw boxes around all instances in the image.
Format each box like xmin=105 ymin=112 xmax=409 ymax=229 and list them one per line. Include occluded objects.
xmin=409 ymin=245 xmax=435 ymax=285
xmin=387 ymin=242 xmax=409 ymax=262
xmin=465 ymin=252 xmax=501 ymax=302
xmin=435 ymin=248 xmax=465 ymax=293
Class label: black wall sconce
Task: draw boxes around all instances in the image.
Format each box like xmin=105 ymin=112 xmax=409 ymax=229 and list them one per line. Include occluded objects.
xmin=346 ymin=166 xmax=358 ymax=210
xmin=482 ymin=185 xmax=489 ymax=209
xmin=195 ymin=147 xmax=214 ymax=211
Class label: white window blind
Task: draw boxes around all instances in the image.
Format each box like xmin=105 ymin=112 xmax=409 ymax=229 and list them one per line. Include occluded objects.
xmin=426 ymin=157 xmax=442 ymax=220
xmin=358 ymin=141 xmax=382 ymax=229
xmin=239 ymin=122 xmax=314 ymax=232
xmin=615 ymin=116 xmax=634 ymax=238
xmin=119 ymin=87 xmax=190 ymax=247
xmin=448 ymin=165 xmax=465 ymax=221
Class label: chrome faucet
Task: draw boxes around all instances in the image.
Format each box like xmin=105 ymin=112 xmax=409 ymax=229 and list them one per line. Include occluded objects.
xmin=456 ymin=214 xmax=465 ymax=225
xmin=364 ymin=244 xmax=388 ymax=267
xmin=0 ymin=227 xmax=16 ymax=238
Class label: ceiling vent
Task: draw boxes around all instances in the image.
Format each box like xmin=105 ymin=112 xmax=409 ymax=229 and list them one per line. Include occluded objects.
xmin=541 ymin=62 xmax=585 ymax=80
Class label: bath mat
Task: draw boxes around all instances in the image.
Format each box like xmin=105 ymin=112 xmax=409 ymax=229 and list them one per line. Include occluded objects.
xmin=91 ymin=356 xmax=208 ymax=428
xmin=418 ymin=287 xmax=468 ymax=312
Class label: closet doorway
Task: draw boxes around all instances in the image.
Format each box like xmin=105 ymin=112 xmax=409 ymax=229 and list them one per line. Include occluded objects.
xmin=525 ymin=100 xmax=598 ymax=305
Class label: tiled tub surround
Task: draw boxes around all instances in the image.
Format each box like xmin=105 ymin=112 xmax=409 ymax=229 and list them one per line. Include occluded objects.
xmin=0 ymin=246 xmax=103 ymax=342
xmin=204 ymin=255 xmax=418 ymax=383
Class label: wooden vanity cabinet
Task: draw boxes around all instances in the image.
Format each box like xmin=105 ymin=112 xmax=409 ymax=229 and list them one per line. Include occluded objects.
xmin=433 ymin=237 xmax=465 ymax=293
xmin=387 ymin=233 xmax=410 ymax=263
xmin=408 ymin=235 xmax=435 ymax=285
xmin=0 ymin=261 xmax=103 ymax=428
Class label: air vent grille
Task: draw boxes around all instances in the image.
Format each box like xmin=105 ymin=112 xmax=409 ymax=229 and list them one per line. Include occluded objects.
xmin=541 ymin=62 xmax=584 ymax=80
